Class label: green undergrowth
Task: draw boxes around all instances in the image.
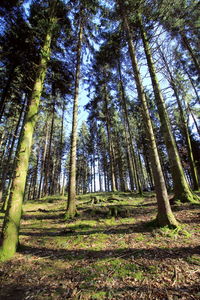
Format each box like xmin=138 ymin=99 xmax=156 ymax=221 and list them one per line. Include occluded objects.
xmin=76 ymin=258 xmax=145 ymax=282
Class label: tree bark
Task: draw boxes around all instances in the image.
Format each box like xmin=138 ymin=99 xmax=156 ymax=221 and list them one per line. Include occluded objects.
xmin=0 ymin=2 xmax=57 ymax=261
xmin=160 ymin=49 xmax=199 ymax=190
xmin=66 ymin=19 xmax=83 ymax=218
xmin=138 ymin=15 xmax=199 ymax=203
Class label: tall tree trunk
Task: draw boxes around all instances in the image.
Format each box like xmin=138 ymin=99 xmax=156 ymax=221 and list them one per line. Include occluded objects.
xmin=138 ymin=15 xmax=199 ymax=203
xmin=143 ymin=146 xmax=154 ymax=190
xmin=118 ymin=61 xmax=142 ymax=193
xmin=93 ymin=155 xmax=96 ymax=193
xmin=119 ymin=4 xmax=178 ymax=226
xmin=66 ymin=20 xmax=83 ymax=218
xmin=43 ymin=96 xmax=55 ymax=196
xmin=121 ymin=113 xmax=135 ymax=190
xmin=1 ymin=96 xmax=27 ymax=211
xmin=97 ymin=153 xmax=102 ymax=192
xmin=59 ymin=102 xmax=65 ymax=194
xmin=32 ymin=149 xmax=40 ymax=200
xmin=104 ymin=85 xmax=117 ymax=192
xmin=0 ymin=2 xmax=57 ymax=261
xmin=38 ymin=120 xmax=50 ymax=199
xmin=159 ymin=47 xmax=199 ymax=189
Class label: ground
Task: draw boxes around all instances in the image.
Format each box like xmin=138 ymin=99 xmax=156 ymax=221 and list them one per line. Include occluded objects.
xmin=0 ymin=192 xmax=200 ymax=300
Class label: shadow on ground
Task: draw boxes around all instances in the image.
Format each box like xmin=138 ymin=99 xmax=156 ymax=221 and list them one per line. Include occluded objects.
xmin=19 ymin=244 xmax=200 ymax=262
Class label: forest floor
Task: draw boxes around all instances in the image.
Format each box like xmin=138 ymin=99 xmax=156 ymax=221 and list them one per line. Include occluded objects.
xmin=0 ymin=192 xmax=200 ymax=300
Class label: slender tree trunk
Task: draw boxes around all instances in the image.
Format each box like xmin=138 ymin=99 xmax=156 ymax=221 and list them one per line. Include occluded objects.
xmin=189 ymin=106 xmax=200 ymax=138
xmin=104 ymin=85 xmax=117 ymax=192
xmin=182 ymin=65 xmax=200 ymax=105
xmin=138 ymin=15 xmax=199 ymax=202
xmin=97 ymin=154 xmax=102 ymax=192
xmin=66 ymin=20 xmax=83 ymax=217
xmin=0 ymin=3 xmax=57 ymax=261
xmin=32 ymin=149 xmax=40 ymax=199
xmin=118 ymin=62 xmax=142 ymax=195
xmin=93 ymin=155 xmax=96 ymax=193
xmin=38 ymin=121 xmax=50 ymax=199
xmin=119 ymin=5 xmax=178 ymax=226
xmin=59 ymin=102 xmax=65 ymax=194
xmin=27 ymin=172 xmax=34 ymax=201
xmin=180 ymin=33 xmax=200 ymax=77
xmin=123 ymin=121 xmax=135 ymax=190
xmin=143 ymin=147 xmax=154 ymax=190
xmin=43 ymin=96 xmax=55 ymax=196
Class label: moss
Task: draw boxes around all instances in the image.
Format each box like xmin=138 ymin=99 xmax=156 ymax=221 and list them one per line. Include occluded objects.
xmin=135 ymin=234 xmax=145 ymax=242
xmin=186 ymin=255 xmax=200 ymax=266
xmin=146 ymin=265 xmax=158 ymax=274
xmin=117 ymin=240 xmax=129 ymax=248
xmin=64 ymin=211 xmax=77 ymax=220
xmin=173 ymin=190 xmax=200 ymax=204
xmin=158 ymin=225 xmax=189 ymax=239
xmin=91 ymin=291 xmax=107 ymax=299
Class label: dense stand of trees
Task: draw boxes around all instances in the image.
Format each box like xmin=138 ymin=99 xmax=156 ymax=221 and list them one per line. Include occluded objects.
xmin=0 ymin=0 xmax=199 ymax=260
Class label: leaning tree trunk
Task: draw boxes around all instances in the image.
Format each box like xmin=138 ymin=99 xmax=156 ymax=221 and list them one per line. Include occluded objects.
xmin=66 ymin=19 xmax=83 ymax=218
xmin=188 ymin=106 xmax=200 ymax=138
xmin=0 ymin=3 xmax=57 ymax=261
xmin=180 ymin=33 xmax=200 ymax=77
xmin=138 ymin=15 xmax=199 ymax=203
xmin=159 ymin=47 xmax=199 ymax=190
xmin=182 ymin=64 xmax=200 ymax=105
xmin=119 ymin=4 xmax=178 ymax=227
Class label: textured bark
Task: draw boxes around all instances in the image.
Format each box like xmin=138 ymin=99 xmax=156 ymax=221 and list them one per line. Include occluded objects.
xmin=66 ymin=20 xmax=83 ymax=218
xmin=119 ymin=4 xmax=178 ymax=226
xmin=0 ymin=3 xmax=57 ymax=261
xmin=1 ymin=96 xmax=28 ymax=211
xmin=138 ymin=15 xmax=199 ymax=203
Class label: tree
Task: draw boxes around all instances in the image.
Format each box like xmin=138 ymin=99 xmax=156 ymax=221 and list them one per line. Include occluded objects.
xmin=66 ymin=0 xmax=99 ymax=218
xmin=116 ymin=0 xmax=178 ymax=226
xmin=0 ymin=0 xmax=69 ymax=261
xmin=137 ymin=13 xmax=199 ymax=202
